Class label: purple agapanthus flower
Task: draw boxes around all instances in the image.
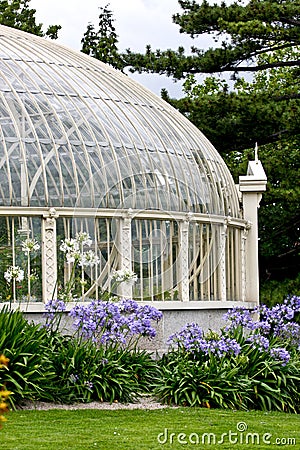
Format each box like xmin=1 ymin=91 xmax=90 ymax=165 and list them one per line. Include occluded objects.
xmin=225 ymin=297 xmax=300 ymax=349
xmin=168 ymin=323 xmax=241 ymax=357
xmin=246 ymin=334 xmax=270 ymax=352
xmin=43 ymin=299 xmax=66 ymax=326
xmin=269 ymin=348 xmax=291 ymax=366
xmin=68 ymin=298 xmax=162 ymax=345
xmin=223 ymin=306 xmax=255 ymax=331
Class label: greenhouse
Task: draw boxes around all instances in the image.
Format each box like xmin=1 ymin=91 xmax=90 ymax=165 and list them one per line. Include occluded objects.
xmin=0 ymin=25 xmax=266 ymax=326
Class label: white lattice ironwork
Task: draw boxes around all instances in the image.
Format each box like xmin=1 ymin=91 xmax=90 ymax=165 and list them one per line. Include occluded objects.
xmin=42 ymin=211 xmax=57 ymax=301
xmin=178 ymin=218 xmax=190 ymax=302
xmin=118 ymin=210 xmax=133 ymax=298
xmin=219 ymin=220 xmax=228 ymax=302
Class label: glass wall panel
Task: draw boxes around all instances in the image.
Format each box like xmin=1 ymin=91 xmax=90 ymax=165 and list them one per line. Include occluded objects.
xmin=189 ymin=222 xmax=222 ymax=301
xmin=226 ymin=226 xmax=242 ymax=301
xmin=132 ymin=219 xmax=179 ymax=301
xmin=56 ymin=217 xmax=116 ymax=301
xmin=0 ymin=216 xmax=42 ymax=302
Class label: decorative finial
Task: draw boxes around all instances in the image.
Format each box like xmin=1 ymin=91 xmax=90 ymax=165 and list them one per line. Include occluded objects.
xmin=254 ymin=142 xmax=258 ymax=162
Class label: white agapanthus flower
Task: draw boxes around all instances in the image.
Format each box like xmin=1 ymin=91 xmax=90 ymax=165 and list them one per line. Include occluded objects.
xmin=65 ymin=251 xmax=81 ymax=265
xmin=75 ymin=231 xmax=92 ymax=247
xmin=112 ymin=269 xmax=138 ymax=286
xmin=78 ymin=250 xmax=100 ymax=268
xmin=59 ymin=238 xmax=79 ymax=254
xmin=4 ymin=265 xmax=25 ymax=284
xmin=60 ymin=234 xmax=99 ymax=267
xmin=21 ymin=238 xmax=40 ymax=255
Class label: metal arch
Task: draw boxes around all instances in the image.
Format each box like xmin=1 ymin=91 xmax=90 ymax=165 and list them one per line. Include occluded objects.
xmin=95 ymin=69 xmax=183 ymax=211
xmin=51 ymin=67 xmax=113 ymax=206
xmin=7 ymin=86 xmax=49 ymax=205
xmin=81 ymin=67 xmax=164 ymax=210
xmin=0 ymin=99 xmax=13 ymax=204
xmin=0 ymin=94 xmax=29 ymax=206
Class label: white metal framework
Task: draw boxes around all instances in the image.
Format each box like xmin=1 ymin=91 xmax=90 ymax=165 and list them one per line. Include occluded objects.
xmin=0 ymin=26 xmax=265 ymax=305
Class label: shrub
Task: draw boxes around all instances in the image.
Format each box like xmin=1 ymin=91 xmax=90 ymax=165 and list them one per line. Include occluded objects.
xmin=0 ymin=307 xmax=56 ymax=407
xmin=260 ymin=275 xmax=300 ymax=307
xmin=36 ymin=294 xmax=162 ymax=405
xmin=155 ymin=296 xmax=300 ymax=412
xmin=45 ymin=334 xmax=160 ymax=404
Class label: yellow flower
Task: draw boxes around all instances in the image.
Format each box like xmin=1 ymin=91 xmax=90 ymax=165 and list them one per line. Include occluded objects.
xmin=0 ymin=355 xmax=9 ymax=367
xmin=0 ymin=402 xmax=8 ymax=413
xmin=0 ymin=390 xmax=12 ymax=400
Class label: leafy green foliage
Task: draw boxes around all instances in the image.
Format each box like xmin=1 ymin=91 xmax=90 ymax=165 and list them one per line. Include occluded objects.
xmin=81 ymin=3 xmax=124 ymax=70
xmin=0 ymin=306 xmax=160 ymax=406
xmin=0 ymin=0 xmax=61 ymax=39
xmin=257 ymin=139 xmax=300 ymax=285
xmin=155 ymin=340 xmax=300 ymax=413
xmin=236 ymin=337 xmax=300 ymax=413
xmin=46 ymin=334 xmax=160 ymax=404
xmin=0 ymin=307 xmax=56 ymax=406
xmin=164 ymin=47 xmax=300 ymax=153
xmin=261 ymin=275 xmax=300 ymax=307
xmin=156 ymin=349 xmax=251 ymax=409
xmin=122 ymin=0 xmax=300 ymax=78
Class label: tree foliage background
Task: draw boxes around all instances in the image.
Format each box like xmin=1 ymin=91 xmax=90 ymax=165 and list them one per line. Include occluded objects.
xmin=0 ymin=0 xmax=61 ymax=39
xmin=0 ymin=0 xmax=299 ymax=301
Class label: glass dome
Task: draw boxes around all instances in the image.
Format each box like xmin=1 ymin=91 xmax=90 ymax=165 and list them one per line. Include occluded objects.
xmin=0 ymin=25 xmax=240 ymax=216
xmin=0 ymin=25 xmax=253 ymax=305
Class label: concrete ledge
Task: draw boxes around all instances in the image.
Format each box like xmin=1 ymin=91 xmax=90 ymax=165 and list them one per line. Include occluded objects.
xmin=1 ymin=300 xmax=257 ymax=313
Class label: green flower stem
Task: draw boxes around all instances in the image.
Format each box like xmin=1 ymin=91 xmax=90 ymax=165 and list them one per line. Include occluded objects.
xmin=27 ymin=253 xmax=31 ymax=302
xmin=63 ymin=260 xmax=78 ymax=301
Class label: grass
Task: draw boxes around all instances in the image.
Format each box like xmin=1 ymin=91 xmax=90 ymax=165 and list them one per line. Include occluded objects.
xmin=1 ymin=407 xmax=300 ymax=449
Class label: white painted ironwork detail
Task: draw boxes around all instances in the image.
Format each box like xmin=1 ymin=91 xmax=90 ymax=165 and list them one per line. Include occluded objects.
xmin=178 ymin=215 xmax=191 ymax=302
xmin=219 ymin=218 xmax=229 ymax=301
xmin=241 ymin=222 xmax=251 ymax=302
xmin=42 ymin=210 xmax=58 ymax=301
xmin=118 ymin=209 xmax=133 ymax=298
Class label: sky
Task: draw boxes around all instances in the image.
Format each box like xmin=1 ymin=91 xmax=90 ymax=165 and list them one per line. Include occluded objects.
xmin=30 ymin=0 xmax=214 ymax=97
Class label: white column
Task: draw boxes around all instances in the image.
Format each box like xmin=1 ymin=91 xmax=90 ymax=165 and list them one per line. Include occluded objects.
xmin=239 ymin=159 xmax=267 ymax=303
xmin=42 ymin=208 xmax=58 ymax=302
xmin=118 ymin=209 xmax=133 ymax=298
xmin=219 ymin=219 xmax=228 ymax=301
xmin=178 ymin=214 xmax=191 ymax=302
xmin=241 ymin=222 xmax=251 ymax=302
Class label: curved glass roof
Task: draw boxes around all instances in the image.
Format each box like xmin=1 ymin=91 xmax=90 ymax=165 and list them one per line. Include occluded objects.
xmin=0 ymin=25 xmax=240 ymax=216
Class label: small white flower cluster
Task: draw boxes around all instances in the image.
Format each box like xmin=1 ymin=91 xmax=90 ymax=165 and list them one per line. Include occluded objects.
xmin=75 ymin=231 xmax=92 ymax=247
xmin=60 ymin=232 xmax=100 ymax=268
xmin=4 ymin=265 xmax=24 ymax=283
xmin=60 ymin=237 xmax=79 ymax=254
xmin=78 ymin=250 xmax=100 ymax=268
xmin=60 ymin=238 xmax=80 ymax=264
xmin=112 ymin=269 xmax=138 ymax=286
xmin=21 ymin=238 xmax=40 ymax=255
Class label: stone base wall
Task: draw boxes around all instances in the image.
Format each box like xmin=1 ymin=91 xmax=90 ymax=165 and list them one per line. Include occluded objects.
xmin=6 ymin=300 xmax=257 ymax=353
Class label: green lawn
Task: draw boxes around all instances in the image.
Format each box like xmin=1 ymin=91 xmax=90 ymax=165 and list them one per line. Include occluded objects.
xmin=1 ymin=407 xmax=299 ymax=450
